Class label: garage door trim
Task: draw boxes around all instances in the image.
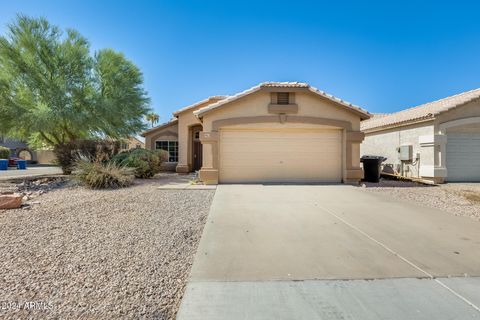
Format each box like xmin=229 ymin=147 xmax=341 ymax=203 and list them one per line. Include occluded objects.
xmin=218 ymin=127 xmax=343 ymax=184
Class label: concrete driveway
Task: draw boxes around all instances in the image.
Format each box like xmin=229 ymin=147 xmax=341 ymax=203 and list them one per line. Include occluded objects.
xmin=178 ymin=185 xmax=480 ymax=319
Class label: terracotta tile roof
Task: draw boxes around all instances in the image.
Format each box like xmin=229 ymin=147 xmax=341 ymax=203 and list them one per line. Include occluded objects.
xmin=141 ymin=119 xmax=178 ymax=137
xmin=193 ymin=82 xmax=370 ymax=119
xmin=172 ymin=95 xmax=227 ymax=116
xmin=361 ymin=88 xmax=480 ymax=131
xmin=370 ymin=113 xmax=389 ymax=118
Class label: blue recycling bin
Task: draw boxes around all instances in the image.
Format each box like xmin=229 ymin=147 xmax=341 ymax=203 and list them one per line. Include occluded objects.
xmin=0 ymin=159 xmax=7 ymax=170
xmin=16 ymin=160 xmax=27 ymax=170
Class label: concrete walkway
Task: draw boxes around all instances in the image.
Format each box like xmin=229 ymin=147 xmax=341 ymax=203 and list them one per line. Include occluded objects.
xmin=154 ymin=172 xmax=217 ymax=190
xmin=178 ymin=185 xmax=480 ymax=319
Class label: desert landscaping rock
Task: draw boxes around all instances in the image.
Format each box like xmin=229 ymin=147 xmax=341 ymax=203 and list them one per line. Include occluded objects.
xmin=0 ymin=177 xmax=69 ymax=201
xmin=363 ymin=179 xmax=480 ymax=220
xmin=0 ymin=177 xmax=214 ymax=319
xmin=0 ymin=193 xmax=22 ymax=209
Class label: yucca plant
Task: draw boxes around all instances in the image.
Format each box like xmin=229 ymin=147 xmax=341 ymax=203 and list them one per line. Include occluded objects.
xmin=74 ymin=159 xmax=134 ymax=189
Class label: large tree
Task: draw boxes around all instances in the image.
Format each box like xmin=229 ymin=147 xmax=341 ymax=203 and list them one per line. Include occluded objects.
xmin=0 ymin=15 xmax=150 ymax=149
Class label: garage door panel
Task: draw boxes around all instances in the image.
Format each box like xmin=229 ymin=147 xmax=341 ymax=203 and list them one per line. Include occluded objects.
xmin=219 ymin=128 xmax=342 ymax=183
xmin=221 ymin=158 xmax=341 ymax=168
xmin=446 ymin=133 xmax=480 ymax=182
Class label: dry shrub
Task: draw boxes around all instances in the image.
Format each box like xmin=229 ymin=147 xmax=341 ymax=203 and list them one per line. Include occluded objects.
xmin=54 ymin=140 xmax=121 ymax=174
xmin=74 ymin=159 xmax=134 ymax=189
xmin=462 ymin=191 xmax=480 ymax=204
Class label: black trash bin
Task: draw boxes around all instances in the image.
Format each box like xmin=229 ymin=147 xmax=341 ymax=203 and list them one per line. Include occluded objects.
xmin=360 ymin=155 xmax=387 ymax=182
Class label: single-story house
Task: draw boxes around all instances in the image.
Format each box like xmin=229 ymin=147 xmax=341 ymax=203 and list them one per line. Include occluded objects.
xmin=0 ymin=136 xmax=34 ymax=160
xmin=142 ymin=82 xmax=370 ymax=184
xmin=361 ymin=88 xmax=480 ymax=183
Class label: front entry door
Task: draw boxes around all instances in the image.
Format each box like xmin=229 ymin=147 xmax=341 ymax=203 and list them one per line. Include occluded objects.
xmin=193 ymin=128 xmax=203 ymax=171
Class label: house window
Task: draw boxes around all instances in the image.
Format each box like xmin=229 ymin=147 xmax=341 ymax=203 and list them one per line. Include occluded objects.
xmin=155 ymin=141 xmax=178 ymax=162
xmin=277 ymin=92 xmax=290 ymax=105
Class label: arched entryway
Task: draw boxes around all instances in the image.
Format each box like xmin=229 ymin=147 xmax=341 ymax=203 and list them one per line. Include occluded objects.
xmin=191 ymin=125 xmax=203 ymax=171
xmin=16 ymin=148 xmax=33 ymax=162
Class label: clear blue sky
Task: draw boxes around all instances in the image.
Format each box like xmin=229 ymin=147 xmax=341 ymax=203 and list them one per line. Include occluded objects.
xmin=2 ymin=0 xmax=480 ymax=122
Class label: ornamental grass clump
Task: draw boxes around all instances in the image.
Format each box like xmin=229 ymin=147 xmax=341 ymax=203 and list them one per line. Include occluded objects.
xmin=54 ymin=140 xmax=121 ymax=175
xmin=74 ymin=159 xmax=134 ymax=189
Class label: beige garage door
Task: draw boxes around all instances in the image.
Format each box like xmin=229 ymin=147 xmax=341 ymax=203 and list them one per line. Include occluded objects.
xmin=446 ymin=132 xmax=480 ymax=182
xmin=219 ymin=128 xmax=342 ymax=183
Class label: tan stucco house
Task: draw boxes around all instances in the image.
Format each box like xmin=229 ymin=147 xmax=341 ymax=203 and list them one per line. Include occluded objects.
xmin=119 ymin=136 xmax=145 ymax=151
xmin=142 ymin=82 xmax=370 ymax=184
xmin=361 ymin=88 xmax=480 ymax=183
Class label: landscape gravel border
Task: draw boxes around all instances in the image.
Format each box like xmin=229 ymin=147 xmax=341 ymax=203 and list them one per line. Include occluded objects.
xmin=361 ymin=179 xmax=480 ymax=220
xmin=0 ymin=177 xmax=215 ymax=319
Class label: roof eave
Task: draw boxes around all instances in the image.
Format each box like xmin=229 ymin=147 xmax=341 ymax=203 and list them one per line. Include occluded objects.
xmin=433 ymin=96 xmax=480 ymax=118
xmin=194 ymin=85 xmax=370 ymax=120
xmin=194 ymin=85 xmax=263 ymax=118
xmin=141 ymin=119 xmax=178 ymax=137
xmin=362 ymin=116 xmax=435 ymax=133
xmin=172 ymin=96 xmax=227 ymax=117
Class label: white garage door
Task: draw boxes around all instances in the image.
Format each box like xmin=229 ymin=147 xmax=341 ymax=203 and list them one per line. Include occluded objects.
xmin=446 ymin=133 xmax=480 ymax=182
xmin=219 ymin=128 xmax=342 ymax=183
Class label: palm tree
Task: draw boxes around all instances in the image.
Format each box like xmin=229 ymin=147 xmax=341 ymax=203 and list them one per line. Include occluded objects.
xmin=145 ymin=112 xmax=160 ymax=128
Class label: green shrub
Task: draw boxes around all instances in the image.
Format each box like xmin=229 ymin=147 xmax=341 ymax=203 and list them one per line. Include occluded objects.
xmin=111 ymin=150 xmax=130 ymax=164
xmin=74 ymin=159 xmax=134 ymax=189
xmin=155 ymin=149 xmax=170 ymax=163
xmin=112 ymin=148 xmax=168 ymax=178
xmin=0 ymin=146 xmax=10 ymax=159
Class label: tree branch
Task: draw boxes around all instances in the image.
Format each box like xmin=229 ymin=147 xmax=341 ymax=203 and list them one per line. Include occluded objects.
xmin=39 ymin=131 xmax=55 ymax=146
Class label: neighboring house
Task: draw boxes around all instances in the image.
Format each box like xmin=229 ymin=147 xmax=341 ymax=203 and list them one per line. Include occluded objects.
xmin=119 ymin=137 xmax=144 ymax=151
xmin=0 ymin=136 xmax=57 ymax=164
xmin=142 ymin=82 xmax=370 ymax=184
xmin=361 ymin=88 xmax=480 ymax=183
xmin=0 ymin=136 xmax=35 ymax=161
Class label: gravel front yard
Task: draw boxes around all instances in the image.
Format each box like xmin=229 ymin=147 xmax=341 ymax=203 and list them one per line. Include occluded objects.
xmin=362 ymin=179 xmax=480 ymax=220
xmin=0 ymin=178 xmax=214 ymax=319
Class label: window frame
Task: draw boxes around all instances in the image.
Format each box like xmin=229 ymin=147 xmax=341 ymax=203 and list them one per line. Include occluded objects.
xmin=277 ymin=92 xmax=290 ymax=105
xmin=155 ymin=140 xmax=179 ymax=162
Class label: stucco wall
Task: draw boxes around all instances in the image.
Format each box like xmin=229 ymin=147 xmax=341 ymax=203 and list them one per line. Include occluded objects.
xmin=144 ymin=122 xmax=178 ymax=151
xmin=127 ymin=137 xmax=144 ymax=150
xmin=435 ymin=99 xmax=480 ymax=131
xmin=177 ymin=111 xmax=201 ymax=171
xmin=199 ymin=89 xmax=365 ymax=183
xmin=175 ymin=99 xmax=224 ymax=172
xmin=361 ymin=121 xmax=434 ymax=177
xmin=143 ymin=122 xmax=179 ymax=171
xmin=36 ymin=150 xmax=57 ymax=164
xmin=201 ymin=91 xmax=361 ymax=131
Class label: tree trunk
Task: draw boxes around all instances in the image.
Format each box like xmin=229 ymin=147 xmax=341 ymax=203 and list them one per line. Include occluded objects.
xmin=53 ymin=143 xmax=74 ymax=175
